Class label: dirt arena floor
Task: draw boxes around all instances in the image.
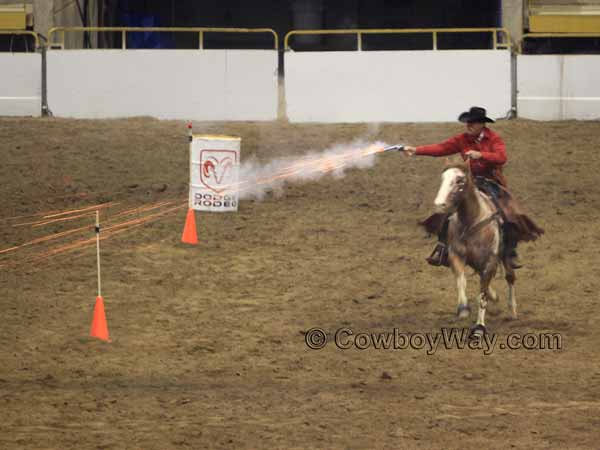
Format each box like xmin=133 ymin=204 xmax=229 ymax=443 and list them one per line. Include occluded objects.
xmin=1 ymin=117 xmax=600 ymax=449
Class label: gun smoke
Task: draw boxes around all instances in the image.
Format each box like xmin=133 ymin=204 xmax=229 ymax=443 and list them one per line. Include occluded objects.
xmin=236 ymin=140 xmax=388 ymax=200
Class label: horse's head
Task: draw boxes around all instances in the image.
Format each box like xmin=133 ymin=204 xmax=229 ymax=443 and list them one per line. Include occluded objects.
xmin=433 ymin=162 xmax=471 ymax=214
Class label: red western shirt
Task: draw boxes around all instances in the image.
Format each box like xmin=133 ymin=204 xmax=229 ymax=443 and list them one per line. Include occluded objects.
xmin=415 ymin=127 xmax=508 ymax=186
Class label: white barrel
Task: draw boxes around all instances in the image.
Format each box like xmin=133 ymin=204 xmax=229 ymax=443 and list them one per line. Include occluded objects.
xmin=189 ymin=134 xmax=241 ymax=212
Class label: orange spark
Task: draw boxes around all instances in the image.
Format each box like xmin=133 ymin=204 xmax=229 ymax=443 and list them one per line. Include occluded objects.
xmin=0 ymin=223 xmax=93 ymax=255
xmin=42 ymin=202 xmax=117 ymax=219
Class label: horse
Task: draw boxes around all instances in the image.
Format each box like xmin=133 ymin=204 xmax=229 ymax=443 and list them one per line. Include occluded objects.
xmin=430 ymin=161 xmax=517 ymax=335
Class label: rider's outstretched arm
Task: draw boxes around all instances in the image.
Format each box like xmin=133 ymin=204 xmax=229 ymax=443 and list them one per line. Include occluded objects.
xmin=414 ymin=135 xmax=462 ymax=157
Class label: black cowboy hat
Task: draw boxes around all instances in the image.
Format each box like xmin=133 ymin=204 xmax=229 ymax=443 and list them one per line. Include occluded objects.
xmin=458 ymin=106 xmax=495 ymax=123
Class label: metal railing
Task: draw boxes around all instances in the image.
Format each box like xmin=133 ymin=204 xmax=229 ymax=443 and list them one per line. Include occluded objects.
xmin=284 ymin=28 xmax=511 ymax=51
xmin=0 ymin=30 xmax=40 ymax=50
xmin=48 ymin=27 xmax=279 ymax=50
xmin=518 ymin=32 xmax=600 ymax=53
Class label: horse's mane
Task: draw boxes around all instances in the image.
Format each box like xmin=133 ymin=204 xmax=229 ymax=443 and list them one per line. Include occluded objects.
xmin=442 ymin=161 xmax=474 ymax=186
xmin=442 ymin=161 xmax=470 ymax=173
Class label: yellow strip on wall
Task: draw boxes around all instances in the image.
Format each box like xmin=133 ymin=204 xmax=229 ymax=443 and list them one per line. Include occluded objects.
xmin=0 ymin=11 xmax=27 ymax=30
xmin=530 ymin=15 xmax=600 ymax=33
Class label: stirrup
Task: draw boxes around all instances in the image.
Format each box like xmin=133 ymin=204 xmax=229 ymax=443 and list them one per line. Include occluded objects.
xmin=426 ymin=242 xmax=449 ymax=267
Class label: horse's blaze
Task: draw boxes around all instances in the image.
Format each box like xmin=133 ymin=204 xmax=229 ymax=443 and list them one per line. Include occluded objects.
xmin=435 ymin=168 xmax=462 ymax=209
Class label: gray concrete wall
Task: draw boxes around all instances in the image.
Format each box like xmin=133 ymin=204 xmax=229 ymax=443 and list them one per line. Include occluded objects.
xmin=503 ymin=0 xmax=525 ymax=47
xmin=32 ymin=0 xmax=52 ymax=37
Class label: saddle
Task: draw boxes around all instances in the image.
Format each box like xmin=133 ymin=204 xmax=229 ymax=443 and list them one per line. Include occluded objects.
xmin=474 ymin=177 xmax=505 ymax=220
xmin=474 ymin=177 xmax=544 ymax=243
xmin=419 ymin=177 xmax=544 ymax=243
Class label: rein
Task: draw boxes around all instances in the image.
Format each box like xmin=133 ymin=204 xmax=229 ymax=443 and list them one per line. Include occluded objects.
xmin=458 ymin=184 xmax=501 ymax=241
xmin=458 ymin=211 xmax=501 ymax=241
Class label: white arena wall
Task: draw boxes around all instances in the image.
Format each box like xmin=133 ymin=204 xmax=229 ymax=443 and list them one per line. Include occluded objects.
xmin=518 ymin=55 xmax=600 ymax=120
xmin=0 ymin=53 xmax=41 ymax=117
xmin=5 ymin=49 xmax=600 ymax=123
xmin=284 ymin=50 xmax=512 ymax=123
xmin=47 ymin=50 xmax=278 ymax=120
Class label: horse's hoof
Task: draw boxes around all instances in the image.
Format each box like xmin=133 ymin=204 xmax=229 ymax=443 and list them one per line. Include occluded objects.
xmin=507 ymin=305 xmax=518 ymax=320
xmin=457 ymin=305 xmax=471 ymax=319
xmin=470 ymin=324 xmax=487 ymax=338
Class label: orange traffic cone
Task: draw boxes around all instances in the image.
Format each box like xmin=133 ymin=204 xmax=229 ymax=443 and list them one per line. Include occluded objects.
xmin=181 ymin=208 xmax=198 ymax=244
xmin=89 ymin=295 xmax=110 ymax=342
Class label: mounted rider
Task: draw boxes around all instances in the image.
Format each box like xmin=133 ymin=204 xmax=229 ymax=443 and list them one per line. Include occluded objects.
xmin=403 ymin=106 xmax=544 ymax=268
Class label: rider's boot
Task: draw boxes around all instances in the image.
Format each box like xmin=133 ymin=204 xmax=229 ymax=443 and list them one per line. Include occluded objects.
xmin=426 ymin=219 xmax=450 ymax=267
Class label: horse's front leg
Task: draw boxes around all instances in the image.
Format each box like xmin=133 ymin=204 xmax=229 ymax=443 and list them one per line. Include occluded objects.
xmin=449 ymin=252 xmax=469 ymax=318
xmin=472 ymin=261 xmax=498 ymax=335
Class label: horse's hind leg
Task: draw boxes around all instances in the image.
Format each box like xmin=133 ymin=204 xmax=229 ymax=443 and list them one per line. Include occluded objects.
xmin=504 ymin=261 xmax=517 ymax=319
xmin=449 ymin=253 xmax=470 ymax=318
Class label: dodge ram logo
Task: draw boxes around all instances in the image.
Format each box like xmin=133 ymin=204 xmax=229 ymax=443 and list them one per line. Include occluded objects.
xmin=199 ymin=149 xmax=238 ymax=194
